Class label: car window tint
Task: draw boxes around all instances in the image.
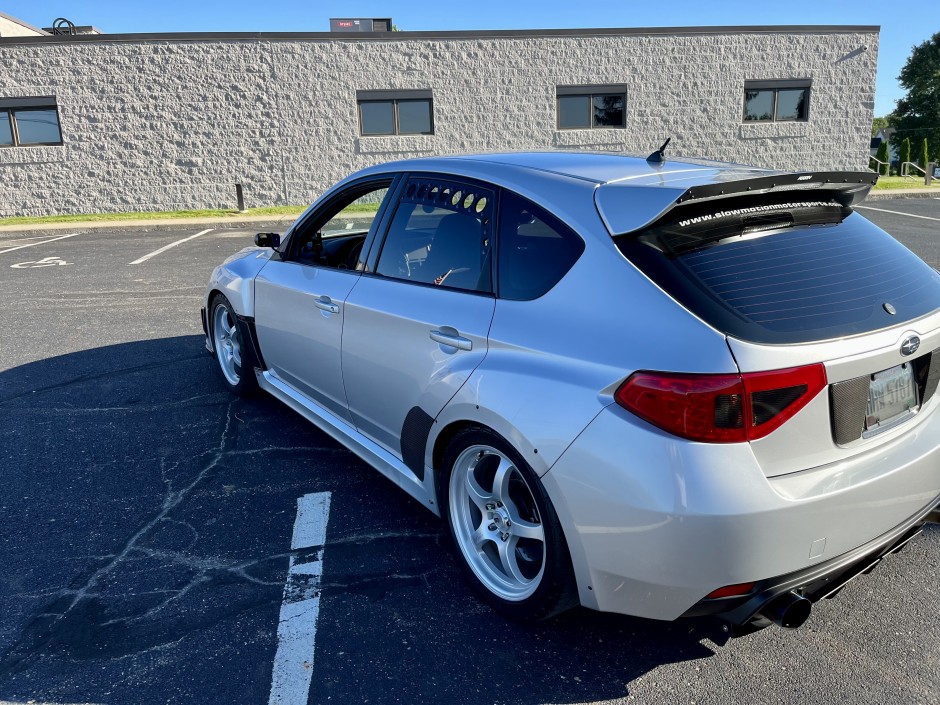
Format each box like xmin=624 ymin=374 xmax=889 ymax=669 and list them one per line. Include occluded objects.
xmin=497 ymin=191 xmax=585 ymax=300
xmin=617 ymin=208 xmax=940 ymax=344
xmin=376 ymin=177 xmax=493 ymax=293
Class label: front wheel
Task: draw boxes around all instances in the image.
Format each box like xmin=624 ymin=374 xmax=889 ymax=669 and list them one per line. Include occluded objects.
xmin=441 ymin=428 xmax=577 ymax=621
xmin=210 ymin=294 xmax=257 ymax=395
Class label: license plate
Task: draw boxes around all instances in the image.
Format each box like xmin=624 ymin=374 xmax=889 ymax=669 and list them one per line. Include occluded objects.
xmin=864 ymin=363 xmax=919 ymax=436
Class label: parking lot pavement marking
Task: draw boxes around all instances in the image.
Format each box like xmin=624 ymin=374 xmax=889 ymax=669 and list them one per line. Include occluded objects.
xmin=10 ymin=255 xmax=72 ymax=269
xmin=0 ymin=232 xmax=81 ymax=255
xmin=268 ymin=491 xmax=332 ymax=705
xmin=129 ymin=228 xmax=214 ymax=265
xmin=857 ymin=206 xmax=940 ymax=223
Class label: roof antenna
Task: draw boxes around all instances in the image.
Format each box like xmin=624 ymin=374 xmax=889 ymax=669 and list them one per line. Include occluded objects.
xmin=646 ymin=137 xmax=671 ymax=164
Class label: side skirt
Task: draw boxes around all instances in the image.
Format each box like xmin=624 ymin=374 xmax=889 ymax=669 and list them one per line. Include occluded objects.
xmin=257 ymin=369 xmax=440 ymax=517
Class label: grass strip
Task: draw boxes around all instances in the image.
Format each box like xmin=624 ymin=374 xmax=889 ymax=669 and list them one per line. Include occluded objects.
xmin=872 ymin=176 xmax=940 ymax=191
xmin=0 ymin=205 xmax=309 ymax=227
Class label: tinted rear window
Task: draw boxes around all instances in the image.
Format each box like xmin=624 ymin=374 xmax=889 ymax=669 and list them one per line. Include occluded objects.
xmin=616 ymin=210 xmax=940 ymax=344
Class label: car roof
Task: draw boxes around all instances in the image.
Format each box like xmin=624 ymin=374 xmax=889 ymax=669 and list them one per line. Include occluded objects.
xmin=349 ymin=151 xmax=796 ymax=238
xmin=377 ymin=151 xmax=783 ymax=188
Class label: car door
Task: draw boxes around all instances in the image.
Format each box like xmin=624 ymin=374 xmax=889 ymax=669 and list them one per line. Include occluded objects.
xmin=253 ymin=176 xmax=397 ymax=422
xmin=342 ymin=175 xmax=497 ymax=470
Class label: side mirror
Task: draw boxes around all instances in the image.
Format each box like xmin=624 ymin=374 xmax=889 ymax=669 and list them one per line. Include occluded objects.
xmin=254 ymin=232 xmax=280 ymax=249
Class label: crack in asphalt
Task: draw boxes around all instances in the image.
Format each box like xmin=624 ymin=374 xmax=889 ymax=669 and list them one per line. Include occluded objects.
xmin=66 ymin=399 xmax=237 ymax=617
xmin=21 ymin=393 xmax=226 ymax=415
xmin=0 ymin=400 xmax=241 ymax=674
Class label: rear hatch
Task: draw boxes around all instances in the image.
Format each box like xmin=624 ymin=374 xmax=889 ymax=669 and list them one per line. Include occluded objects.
xmin=600 ymin=172 xmax=940 ymax=477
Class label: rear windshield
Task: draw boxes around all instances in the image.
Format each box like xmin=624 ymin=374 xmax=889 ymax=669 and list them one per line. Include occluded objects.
xmin=615 ymin=203 xmax=940 ymax=344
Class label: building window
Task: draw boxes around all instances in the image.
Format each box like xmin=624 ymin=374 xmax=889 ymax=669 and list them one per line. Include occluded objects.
xmin=357 ymin=89 xmax=433 ymax=136
xmin=743 ymin=80 xmax=810 ymax=122
xmin=556 ymin=85 xmax=626 ymax=129
xmin=0 ymin=97 xmax=63 ymax=146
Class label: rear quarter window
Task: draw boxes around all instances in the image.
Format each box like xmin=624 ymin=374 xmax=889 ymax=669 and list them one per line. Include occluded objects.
xmin=497 ymin=191 xmax=584 ymax=300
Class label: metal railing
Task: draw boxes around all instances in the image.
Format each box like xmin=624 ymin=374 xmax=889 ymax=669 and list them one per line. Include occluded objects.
xmin=900 ymin=161 xmax=926 ymax=179
xmin=868 ymin=157 xmax=888 ymax=175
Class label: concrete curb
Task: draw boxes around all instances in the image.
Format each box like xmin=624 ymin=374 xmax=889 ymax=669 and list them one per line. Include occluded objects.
xmin=0 ymin=214 xmax=300 ymax=236
xmin=865 ymin=189 xmax=940 ymax=201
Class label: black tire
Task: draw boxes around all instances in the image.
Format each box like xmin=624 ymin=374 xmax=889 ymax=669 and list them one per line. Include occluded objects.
xmin=439 ymin=427 xmax=578 ymax=621
xmin=209 ymin=294 xmax=258 ymax=396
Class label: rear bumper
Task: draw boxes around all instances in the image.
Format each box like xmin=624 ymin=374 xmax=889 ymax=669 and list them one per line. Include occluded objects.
xmin=682 ymin=496 xmax=940 ymax=626
xmin=542 ymin=400 xmax=940 ymax=621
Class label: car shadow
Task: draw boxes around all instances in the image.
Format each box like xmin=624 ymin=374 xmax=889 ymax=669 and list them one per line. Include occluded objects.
xmin=0 ymin=335 xmax=727 ymax=705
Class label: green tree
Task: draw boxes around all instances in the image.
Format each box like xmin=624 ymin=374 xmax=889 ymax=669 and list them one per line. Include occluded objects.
xmin=875 ymin=140 xmax=890 ymax=175
xmin=919 ymin=137 xmax=930 ymax=169
xmin=893 ymin=32 xmax=940 ymax=161
xmin=900 ymin=137 xmax=912 ymax=170
xmin=872 ymin=115 xmax=894 ymax=136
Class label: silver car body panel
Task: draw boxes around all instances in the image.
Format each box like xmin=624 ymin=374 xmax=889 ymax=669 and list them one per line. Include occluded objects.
xmin=204 ymin=246 xmax=272 ymax=326
xmin=427 ymin=240 xmax=738 ymax=478
xmin=342 ymin=277 xmax=495 ymax=457
xmin=204 ymin=151 xmax=940 ymax=621
xmin=544 ymin=400 xmax=940 ymax=619
xmin=737 ymin=310 xmax=940 ymax=477
xmin=254 ymin=262 xmax=360 ymax=422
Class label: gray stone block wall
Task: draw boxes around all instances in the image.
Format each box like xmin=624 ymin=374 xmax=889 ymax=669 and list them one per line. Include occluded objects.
xmin=0 ymin=28 xmax=878 ymax=217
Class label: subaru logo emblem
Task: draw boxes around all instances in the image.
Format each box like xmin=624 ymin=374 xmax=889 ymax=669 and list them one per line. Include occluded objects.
xmin=900 ymin=335 xmax=921 ymax=357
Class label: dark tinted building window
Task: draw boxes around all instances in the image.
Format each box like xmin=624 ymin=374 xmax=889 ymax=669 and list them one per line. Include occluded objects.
xmin=0 ymin=97 xmax=63 ymax=146
xmin=357 ymin=90 xmax=433 ymax=136
xmin=743 ymin=81 xmax=810 ymax=122
xmin=0 ymin=112 xmax=12 ymax=146
xmin=359 ymin=101 xmax=395 ymax=135
xmin=396 ymin=100 xmax=432 ymax=134
xmin=497 ymin=191 xmax=584 ymax=300
xmin=14 ymin=109 xmax=62 ymax=144
xmin=556 ymin=85 xmax=626 ymax=129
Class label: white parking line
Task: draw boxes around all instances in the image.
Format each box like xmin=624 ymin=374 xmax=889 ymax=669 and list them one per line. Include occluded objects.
xmin=129 ymin=228 xmax=213 ymax=264
xmin=268 ymin=492 xmax=332 ymax=705
xmin=0 ymin=232 xmax=81 ymax=255
xmin=857 ymin=206 xmax=940 ymax=223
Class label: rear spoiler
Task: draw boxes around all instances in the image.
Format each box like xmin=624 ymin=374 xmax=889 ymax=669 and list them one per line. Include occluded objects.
xmin=675 ymin=171 xmax=877 ymax=207
xmin=595 ymin=171 xmax=877 ymax=236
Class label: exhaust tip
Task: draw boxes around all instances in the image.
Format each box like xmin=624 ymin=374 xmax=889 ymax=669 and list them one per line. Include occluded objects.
xmin=764 ymin=591 xmax=812 ymax=630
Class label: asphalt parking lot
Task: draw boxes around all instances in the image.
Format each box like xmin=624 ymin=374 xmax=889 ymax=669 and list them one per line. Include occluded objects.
xmin=1 ymin=197 xmax=939 ymax=705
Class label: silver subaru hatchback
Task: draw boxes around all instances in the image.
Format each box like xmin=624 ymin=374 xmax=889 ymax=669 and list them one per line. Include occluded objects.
xmin=203 ymin=152 xmax=940 ymax=633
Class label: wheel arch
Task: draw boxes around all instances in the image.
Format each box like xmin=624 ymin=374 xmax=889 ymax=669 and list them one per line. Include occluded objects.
xmin=206 ymin=288 xmax=267 ymax=371
xmin=427 ymin=409 xmax=555 ymax=527
xmin=430 ymin=419 xmax=484 ymax=502
xmin=203 ymin=247 xmax=272 ymax=322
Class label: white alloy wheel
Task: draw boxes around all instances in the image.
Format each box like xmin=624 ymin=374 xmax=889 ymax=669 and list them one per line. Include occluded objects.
xmin=448 ymin=444 xmax=547 ymax=601
xmin=213 ymin=302 xmax=243 ymax=387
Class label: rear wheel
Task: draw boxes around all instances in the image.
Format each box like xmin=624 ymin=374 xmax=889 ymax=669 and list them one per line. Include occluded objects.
xmin=210 ymin=295 xmax=257 ymax=395
xmin=441 ymin=428 xmax=577 ymax=620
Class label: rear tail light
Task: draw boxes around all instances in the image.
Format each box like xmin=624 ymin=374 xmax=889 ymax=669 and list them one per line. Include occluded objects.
xmin=614 ymin=364 xmax=827 ymax=443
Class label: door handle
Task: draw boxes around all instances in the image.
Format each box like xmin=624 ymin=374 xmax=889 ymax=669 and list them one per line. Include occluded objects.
xmin=314 ymin=296 xmax=340 ymax=314
xmin=430 ymin=328 xmax=472 ymax=351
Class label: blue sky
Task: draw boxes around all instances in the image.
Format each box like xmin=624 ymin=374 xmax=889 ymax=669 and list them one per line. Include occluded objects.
xmin=6 ymin=0 xmax=938 ymax=116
